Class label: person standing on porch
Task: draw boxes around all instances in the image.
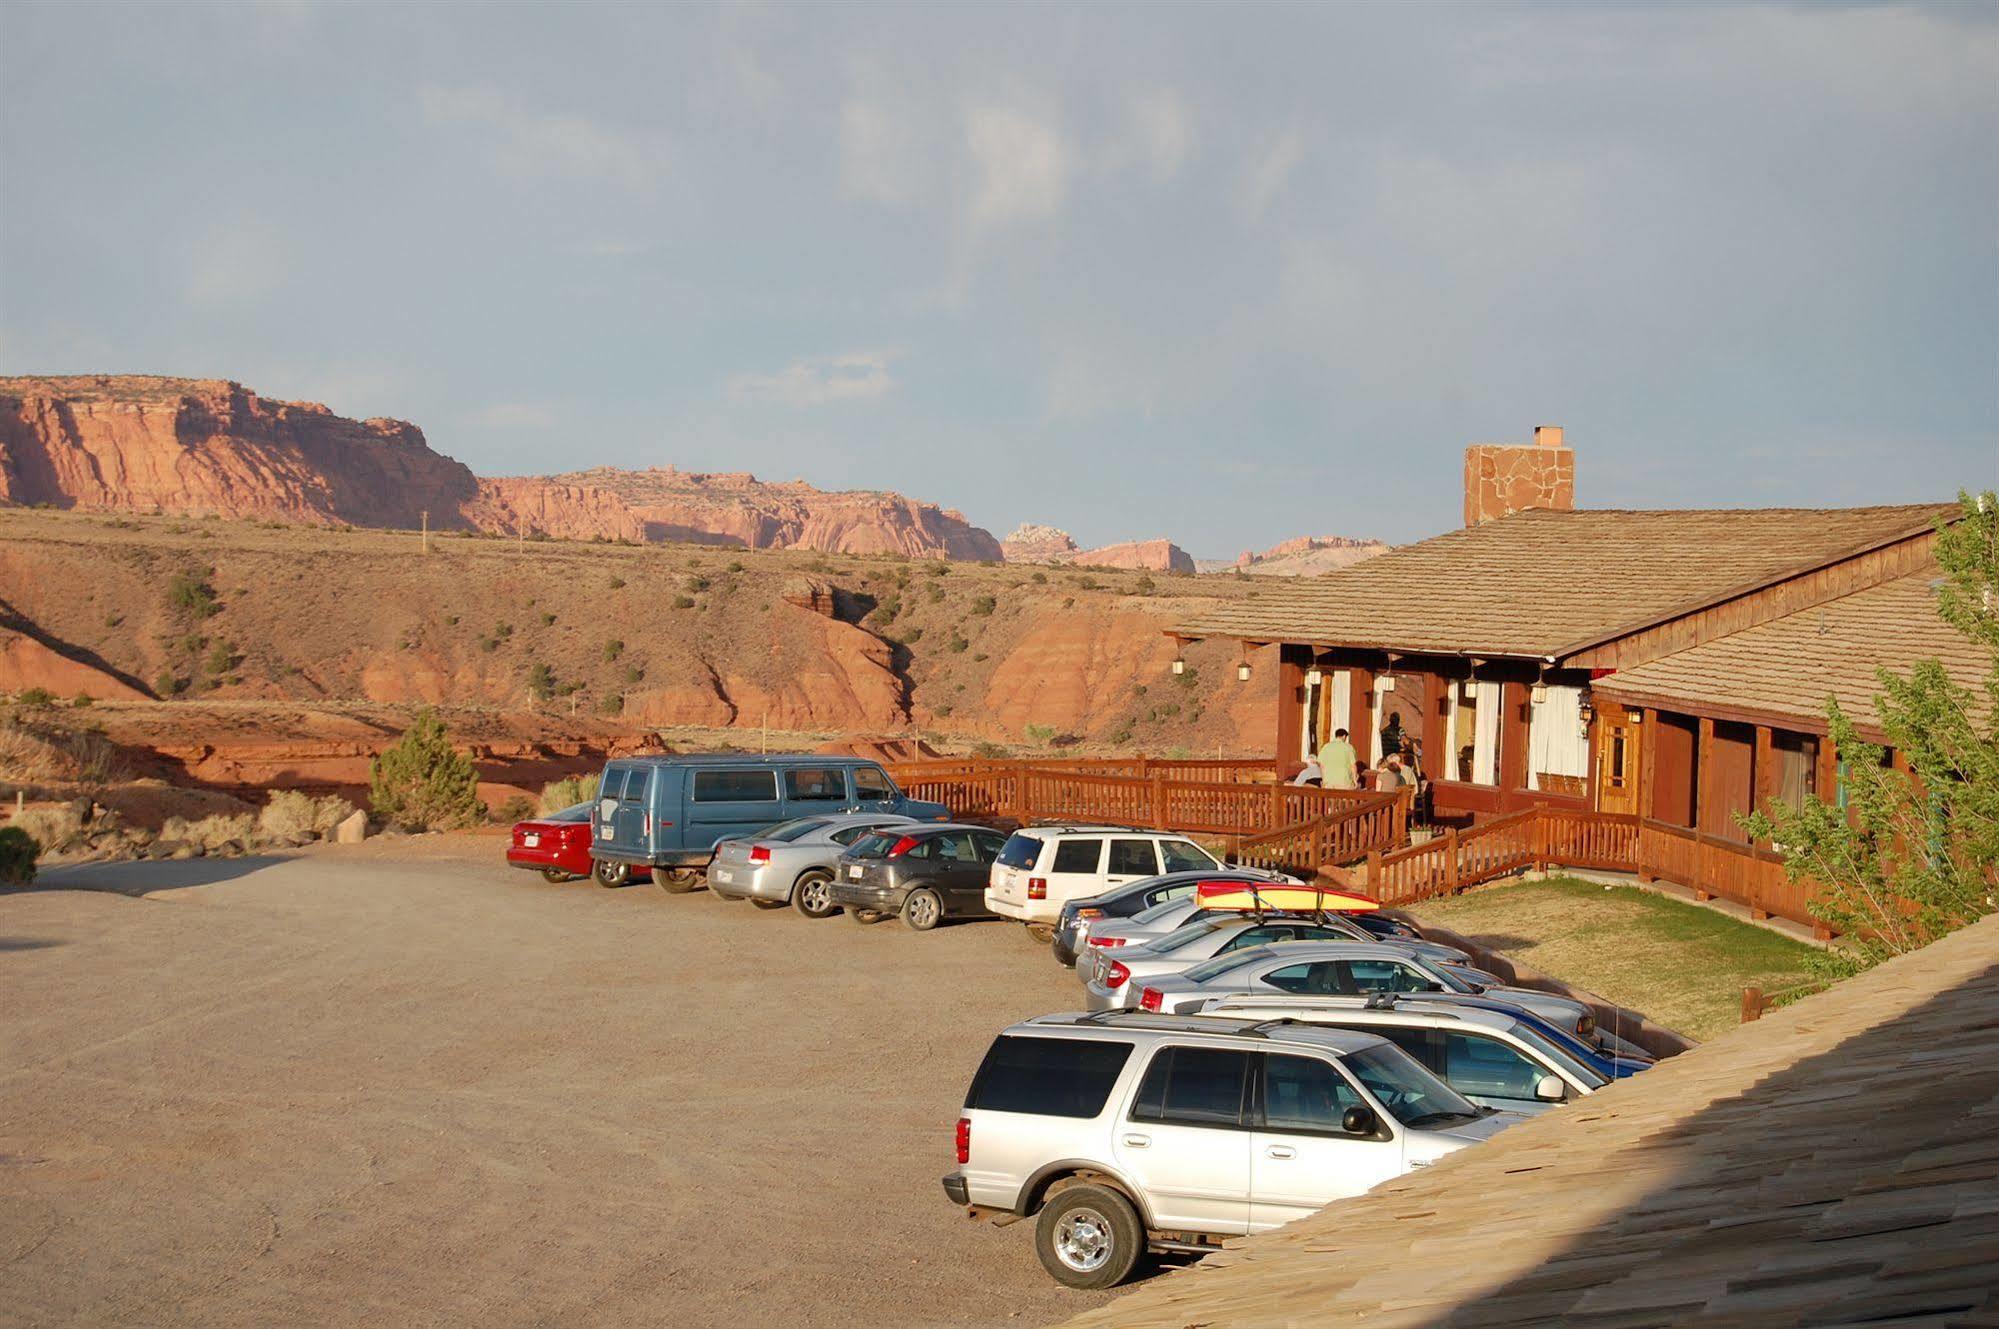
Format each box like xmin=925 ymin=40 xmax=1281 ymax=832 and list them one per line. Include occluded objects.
xmin=1319 ymin=728 xmax=1359 ymax=790
xmin=1380 ymin=710 xmax=1406 ymax=762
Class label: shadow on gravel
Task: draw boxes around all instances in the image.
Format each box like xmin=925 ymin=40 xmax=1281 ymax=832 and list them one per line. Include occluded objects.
xmin=26 ymin=855 xmax=298 ymax=897
xmin=0 ymin=936 xmax=65 ymax=952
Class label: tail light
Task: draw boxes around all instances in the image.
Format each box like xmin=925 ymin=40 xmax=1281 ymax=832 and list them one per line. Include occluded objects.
xmin=1104 ymin=960 xmax=1131 ymax=990
xmin=1087 ymin=936 xmax=1125 ymax=948
xmin=955 ymin=1116 xmax=971 ymax=1165
xmin=1027 ymin=877 xmax=1048 ymax=900
xmin=1077 ymin=907 xmax=1104 ymax=920
xmin=748 ymin=845 xmax=771 ymax=864
xmin=889 ymin=835 xmax=919 ymax=857
xmin=1139 ymin=987 xmax=1163 ymax=1012
xmin=1577 ymin=1014 xmax=1596 ymax=1037
xmin=642 ymin=812 xmax=652 ymax=837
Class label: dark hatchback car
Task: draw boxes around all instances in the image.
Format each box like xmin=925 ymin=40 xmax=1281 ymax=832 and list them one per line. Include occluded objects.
xmin=831 ymin=823 xmax=1010 ymax=931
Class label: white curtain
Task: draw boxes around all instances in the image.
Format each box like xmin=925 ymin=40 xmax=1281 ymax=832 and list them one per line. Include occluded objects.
xmin=1369 ymin=676 xmax=1394 ymax=764
xmin=1472 ymin=681 xmax=1501 ymax=786
xmin=1527 ymin=685 xmax=1588 ymax=790
xmin=1331 ymin=670 xmax=1351 ymax=748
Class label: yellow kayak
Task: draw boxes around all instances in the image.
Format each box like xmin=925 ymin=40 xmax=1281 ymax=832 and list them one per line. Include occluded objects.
xmin=1194 ymin=880 xmax=1381 ymax=914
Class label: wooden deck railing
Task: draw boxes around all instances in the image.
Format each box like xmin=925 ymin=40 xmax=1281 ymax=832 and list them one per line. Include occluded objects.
xmin=884 ymin=756 xmax=1408 ymax=871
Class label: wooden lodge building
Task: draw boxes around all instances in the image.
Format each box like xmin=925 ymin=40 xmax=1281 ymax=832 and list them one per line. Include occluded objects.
xmin=1174 ymin=427 xmax=1972 ymax=930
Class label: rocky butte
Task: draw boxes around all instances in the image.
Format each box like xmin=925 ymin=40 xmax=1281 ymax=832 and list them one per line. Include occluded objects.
xmin=1000 ymin=523 xmax=1195 ymax=574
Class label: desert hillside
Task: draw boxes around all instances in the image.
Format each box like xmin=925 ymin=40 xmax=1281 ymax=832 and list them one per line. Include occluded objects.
xmin=0 ymin=508 xmax=1280 ymax=758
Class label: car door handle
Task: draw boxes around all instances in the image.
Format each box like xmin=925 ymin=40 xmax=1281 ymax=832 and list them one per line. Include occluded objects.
xmin=1121 ymin=1133 xmax=1151 ymax=1148
xmin=1265 ymin=1145 xmax=1296 ymax=1160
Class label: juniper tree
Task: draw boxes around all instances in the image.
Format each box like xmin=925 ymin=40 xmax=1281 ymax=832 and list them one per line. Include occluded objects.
xmin=368 ymin=708 xmax=483 ymax=831
xmin=1743 ymin=492 xmax=1998 ymax=972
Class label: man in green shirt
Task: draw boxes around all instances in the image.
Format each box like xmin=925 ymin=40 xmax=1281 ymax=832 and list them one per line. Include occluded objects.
xmin=1318 ymin=728 xmax=1359 ymax=790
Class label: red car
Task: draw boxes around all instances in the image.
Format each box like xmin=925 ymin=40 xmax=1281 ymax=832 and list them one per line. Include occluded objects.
xmin=506 ymin=802 xmax=649 ymax=884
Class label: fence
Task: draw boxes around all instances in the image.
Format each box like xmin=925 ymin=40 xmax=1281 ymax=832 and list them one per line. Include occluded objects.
xmin=883 ymin=756 xmax=1409 ymax=872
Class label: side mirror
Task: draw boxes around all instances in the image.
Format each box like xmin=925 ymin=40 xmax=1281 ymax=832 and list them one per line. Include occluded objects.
xmin=1341 ymin=1105 xmax=1378 ymax=1137
xmin=1534 ymin=1074 xmax=1568 ymax=1103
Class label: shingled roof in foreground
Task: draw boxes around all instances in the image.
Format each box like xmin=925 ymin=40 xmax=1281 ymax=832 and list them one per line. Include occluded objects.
xmin=1175 ymin=504 xmax=1954 ymax=660
xmin=1056 ymin=912 xmax=1999 ymax=1329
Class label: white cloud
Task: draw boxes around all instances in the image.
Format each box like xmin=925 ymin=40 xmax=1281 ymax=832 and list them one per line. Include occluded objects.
xmin=1125 ymin=90 xmax=1192 ymax=182
xmin=185 ymin=218 xmax=289 ymax=308
xmin=727 ymin=351 xmax=899 ymax=406
xmin=963 ymin=101 xmax=1073 ymax=232
xmin=840 ymin=96 xmax=928 ymax=205
xmin=1241 ymin=127 xmax=1304 ymax=219
xmin=419 ymin=86 xmax=667 ymax=190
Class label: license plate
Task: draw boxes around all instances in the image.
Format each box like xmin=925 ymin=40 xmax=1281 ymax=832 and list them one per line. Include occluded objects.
xmin=849 ymin=866 xmax=864 ymax=879
xmin=524 ymin=834 xmax=540 ymax=847
xmin=712 ymin=869 xmax=732 ymax=884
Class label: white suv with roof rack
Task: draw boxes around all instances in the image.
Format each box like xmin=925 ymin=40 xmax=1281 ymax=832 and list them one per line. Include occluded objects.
xmin=986 ymin=827 xmax=1222 ymax=926
xmin=942 ymin=1011 xmax=1520 ymax=1288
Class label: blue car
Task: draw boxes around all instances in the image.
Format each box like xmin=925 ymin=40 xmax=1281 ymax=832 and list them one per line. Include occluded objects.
xmin=1406 ymin=990 xmax=1656 ymax=1079
xmin=588 ymin=754 xmax=950 ymax=890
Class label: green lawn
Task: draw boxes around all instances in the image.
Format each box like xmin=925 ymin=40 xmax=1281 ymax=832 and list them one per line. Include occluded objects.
xmin=1405 ymin=876 xmax=1822 ymax=1042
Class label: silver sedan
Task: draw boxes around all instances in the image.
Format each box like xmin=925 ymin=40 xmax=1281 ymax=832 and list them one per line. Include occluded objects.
xmin=1087 ymin=895 xmax=1470 ymax=969
xmin=706 ymin=814 xmax=918 ymax=916
xmin=1079 ymin=915 xmax=1367 ymax=1011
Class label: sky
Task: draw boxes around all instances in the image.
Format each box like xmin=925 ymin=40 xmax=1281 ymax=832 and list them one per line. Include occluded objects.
xmin=1 ymin=2 xmax=1994 ymax=557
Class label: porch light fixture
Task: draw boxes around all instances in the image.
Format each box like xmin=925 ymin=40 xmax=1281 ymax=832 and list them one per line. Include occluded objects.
xmin=1578 ymin=694 xmax=1595 ymax=725
xmin=1237 ymin=661 xmax=1253 ymax=683
xmin=1171 ymin=656 xmax=1186 ymax=675
xmin=1304 ymin=668 xmax=1323 ymax=687
xmin=1531 ymin=682 xmax=1549 ymax=705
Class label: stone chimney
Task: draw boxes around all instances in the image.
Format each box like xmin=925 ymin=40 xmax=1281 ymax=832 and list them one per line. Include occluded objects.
xmin=1463 ymin=425 xmax=1576 ymax=527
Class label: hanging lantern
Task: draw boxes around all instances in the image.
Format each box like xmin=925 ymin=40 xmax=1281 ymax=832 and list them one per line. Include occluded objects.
xmin=1237 ymin=660 xmax=1252 ymax=683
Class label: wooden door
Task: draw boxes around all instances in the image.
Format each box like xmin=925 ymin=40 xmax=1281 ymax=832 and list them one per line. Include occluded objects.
xmin=1595 ymin=703 xmax=1641 ymax=816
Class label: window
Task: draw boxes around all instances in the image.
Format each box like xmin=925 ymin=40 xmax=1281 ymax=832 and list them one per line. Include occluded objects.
xmin=1130 ymin=1047 xmax=1250 ymax=1127
xmin=619 ymin=768 xmax=649 ymax=804
xmin=692 ymin=769 xmax=778 ymax=802
xmin=1108 ymin=839 xmax=1160 ymax=876
xmin=598 ymin=768 xmax=628 ymax=801
xmin=761 ymin=818 xmax=832 ymax=842
xmin=1260 ymin=960 xmax=1436 ymax=996
xmin=1261 ymin=1053 xmax=1365 ymax=1133
xmin=1445 ymin=679 xmax=1502 ymax=785
xmin=973 ymin=833 xmax=1009 ymax=863
xmin=846 ymin=831 xmax=903 ymax=859
xmin=1152 ymin=919 xmax=1228 ymax=954
xmin=966 ymin=1036 xmax=1132 ymax=1118
xmin=1774 ymin=731 xmax=1820 ymax=813
xmin=995 ymin=833 xmax=1044 ymax=870
xmin=900 ymin=837 xmax=937 ymax=860
xmin=1181 ymin=950 xmax=1266 ymax=983
xmin=1144 ymin=881 xmax=1199 ymax=909
xmin=1346 ymin=959 xmax=1438 ymax=993
xmin=933 ymin=832 xmax=982 ymax=863
xmin=1343 ymin=1044 xmax=1479 ymax=1127
xmin=1371 ymin=1026 xmax=1447 ymax=1077
xmin=828 ymin=823 xmax=883 ymax=846
xmin=1528 ymin=683 xmax=1589 ymax=794
xmin=1222 ymin=925 xmax=1295 ymax=953
xmin=784 ymin=768 xmax=849 ymax=802
xmin=548 ymin=802 xmax=593 ymax=823
xmin=1443 ymin=1033 xmax=1546 ymax=1101
xmin=1051 ymin=839 xmax=1104 ymax=874
xmin=1161 ymin=840 xmax=1218 ymax=873
xmin=853 ymin=766 xmax=894 ymax=801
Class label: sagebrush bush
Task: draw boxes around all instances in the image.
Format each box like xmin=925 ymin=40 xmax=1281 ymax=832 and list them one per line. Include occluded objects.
xmin=0 ymin=825 xmax=36 ymax=885
xmin=0 ymin=720 xmax=128 ymax=785
xmin=493 ymin=794 xmax=536 ymax=823
xmin=161 ymin=812 xmax=257 ymax=853
xmin=369 ymin=709 xmax=483 ymax=831
xmin=540 ymin=772 xmax=601 ymax=813
xmin=13 ymin=804 xmax=83 ymax=854
xmin=259 ymin=790 xmax=356 ymax=841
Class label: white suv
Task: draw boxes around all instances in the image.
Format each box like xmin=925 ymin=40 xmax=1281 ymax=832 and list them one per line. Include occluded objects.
xmin=986 ymin=826 xmax=1221 ymax=926
xmin=942 ymin=1011 xmax=1520 ymax=1288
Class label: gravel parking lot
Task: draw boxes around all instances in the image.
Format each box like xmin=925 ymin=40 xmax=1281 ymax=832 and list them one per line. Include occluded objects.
xmin=0 ymin=836 xmax=1115 ymax=1328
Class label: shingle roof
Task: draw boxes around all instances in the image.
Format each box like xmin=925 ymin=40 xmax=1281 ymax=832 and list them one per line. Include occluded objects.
xmin=1058 ymin=911 xmax=1999 ymax=1329
xmin=1177 ymin=505 xmax=1954 ymax=659
xmin=1595 ymin=571 xmax=1990 ymax=735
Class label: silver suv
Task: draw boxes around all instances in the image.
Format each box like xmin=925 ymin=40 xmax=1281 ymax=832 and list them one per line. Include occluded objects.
xmin=942 ymin=1012 xmax=1519 ymax=1288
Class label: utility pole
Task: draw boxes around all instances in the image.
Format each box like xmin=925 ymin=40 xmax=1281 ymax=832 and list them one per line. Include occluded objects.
xmin=518 ymin=528 xmax=525 ymax=556
xmin=421 ymin=511 xmax=430 ymax=555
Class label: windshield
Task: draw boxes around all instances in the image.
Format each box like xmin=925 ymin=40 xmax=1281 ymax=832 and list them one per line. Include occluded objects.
xmin=1132 ymin=894 xmax=1193 ymax=925
xmin=548 ymin=802 xmax=592 ymax=823
xmin=1160 ymin=840 xmax=1219 ymax=872
xmin=1344 ymin=1044 xmax=1482 ymax=1127
xmin=1507 ymin=1022 xmax=1608 ymax=1089
xmin=1149 ymin=918 xmax=1231 ymax=954
xmin=1181 ymin=950 xmax=1267 ymax=984
xmin=759 ymin=818 xmax=832 ymax=843
xmin=995 ymin=833 xmax=1043 ymax=869
xmin=1433 ymin=963 xmax=1486 ymax=994
xmin=848 ymin=831 xmax=903 ymax=859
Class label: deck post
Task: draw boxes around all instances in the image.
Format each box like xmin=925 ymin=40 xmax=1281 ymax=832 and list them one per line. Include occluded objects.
xmin=1741 ymin=986 xmax=1765 ymax=1023
xmin=1445 ymin=829 xmax=1461 ymax=894
xmin=1150 ymin=770 xmax=1169 ymax=830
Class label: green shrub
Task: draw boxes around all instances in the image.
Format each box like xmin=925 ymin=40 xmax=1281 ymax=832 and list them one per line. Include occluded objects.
xmin=1076 ymin=575 xmax=1099 ymax=590
xmin=16 ymin=687 xmax=55 ymax=707
xmin=902 ymin=627 xmax=924 ymax=644
xmin=672 ymin=595 xmax=696 ymax=610
xmin=970 ymin=595 xmax=996 ymax=616
xmin=13 ymin=804 xmax=81 ymax=855
xmin=168 ymin=568 xmax=220 ymax=618
xmin=153 ymin=670 xmax=186 ymax=697
xmin=622 ymin=665 xmax=645 ymax=685
xmin=540 ymin=772 xmax=601 ymax=813
xmin=71 ymin=693 xmax=94 ymax=708
xmin=608 ymin=576 xmax=626 ymax=590
xmin=368 ymin=709 xmax=483 ymax=831
xmin=1133 ymin=575 xmax=1155 ymax=595
xmin=204 ymin=640 xmax=236 ymax=677
xmin=527 ymin=663 xmax=556 ymax=700
xmin=539 ymin=612 xmax=557 ymax=627
xmin=947 ymin=635 xmax=969 ymax=654
xmin=727 ymin=560 xmax=745 ymax=573
xmin=0 ymin=825 xmax=40 ymax=885
xmin=493 ymin=795 xmax=536 ymax=824
xmin=602 ymin=639 xmax=625 ymax=663
xmin=596 ymin=694 xmax=625 ymax=716
xmin=684 ymin=574 xmax=710 ymax=593
xmin=1024 ymin=723 xmax=1056 ymax=746
xmin=1030 ymin=571 xmax=1047 ymax=584
xmin=259 ymin=790 xmax=356 ymax=841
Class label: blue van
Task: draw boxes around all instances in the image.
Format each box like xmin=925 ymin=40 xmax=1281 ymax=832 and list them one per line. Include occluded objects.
xmin=588 ymin=754 xmax=951 ymax=890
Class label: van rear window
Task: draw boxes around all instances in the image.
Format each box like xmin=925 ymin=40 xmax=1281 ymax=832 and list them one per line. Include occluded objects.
xmin=995 ymin=833 xmax=1043 ymax=869
xmin=967 ymin=1035 xmax=1133 ymax=1118
xmin=692 ymin=770 xmax=778 ymax=802
xmin=619 ymin=769 xmax=648 ymax=804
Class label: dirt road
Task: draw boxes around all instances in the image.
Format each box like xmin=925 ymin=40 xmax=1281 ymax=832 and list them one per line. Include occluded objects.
xmin=0 ymin=838 xmax=1116 ymax=1327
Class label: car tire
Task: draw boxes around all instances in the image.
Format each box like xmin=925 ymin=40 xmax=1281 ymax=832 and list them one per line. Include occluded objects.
xmin=592 ymin=860 xmax=630 ymax=888
xmin=848 ymin=908 xmax=883 ymax=925
xmin=541 ymin=868 xmax=577 ymax=884
xmin=901 ymin=888 xmax=942 ymax=932
xmin=657 ymin=868 xmax=701 ymax=895
xmin=793 ymin=870 xmax=839 ymax=919
xmin=749 ymin=898 xmax=786 ymax=910
xmin=1034 ymin=1184 xmax=1144 ymax=1290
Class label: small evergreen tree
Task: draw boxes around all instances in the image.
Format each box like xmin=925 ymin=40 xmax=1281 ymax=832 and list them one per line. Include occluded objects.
xmin=369 ymin=708 xmax=483 ymax=831
xmin=0 ymin=825 xmax=37 ymax=886
xmin=1744 ymin=492 xmax=1998 ymax=972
